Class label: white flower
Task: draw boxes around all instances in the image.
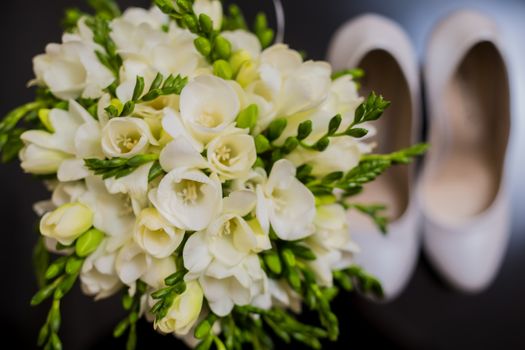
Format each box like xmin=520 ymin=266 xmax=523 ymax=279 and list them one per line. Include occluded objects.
xmin=120 ymin=6 xmax=168 ymax=28
xmin=222 ymin=30 xmax=261 ymax=58
xmin=207 ymin=130 xmax=257 ymax=181
xmin=193 ymin=0 xmax=223 ymax=30
xmin=79 ymin=177 xmax=135 ymax=251
xmin=32 ymin=32 xmax=114 ymax=100
xmin=134 ymin=208 xmax=185 ymax=259
xmin=183 ymin=230 xmax=267 ymax=316
xmin=155 ymin=280 xmax=204 ymax=335
xmin=251 ymin=44 xmax=332 ymax=119
xmin=306 ymin=204 xmax=359 ymax=286
xmin=142 ymin=256 xmax=177 ymax=289
xmin=172 ymin=75 xmax=240 ymax=149
xmin=20 ymin=100 xmax=99 ymax=179
xmin=256 ymin=159 xmax=315 ymax=240
xmin=287 ymin=136 xmax=362 ymax=177
xmin=207 ymin=191 xmax=271 ymax=258
xmin=80 ymin=240 xmax=122 ymax=300
xmin=101 ymin=117 xmax=158 ymax=158
xmin=115 ymin=241 xmax=151 ymax=286
xmin=19 ymin=144 xmax=69 ymax=175
xmin=149 ymin=168 xmax=222 ymax=231
xmin=105 ymin=162 xmax=154 ymax=214
xmin=40 ymin=202 xmax=93 ymax=245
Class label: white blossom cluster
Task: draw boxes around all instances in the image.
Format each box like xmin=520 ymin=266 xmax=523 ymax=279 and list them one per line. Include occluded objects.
xmin=20 ymin=0 xmax=373 ymax=343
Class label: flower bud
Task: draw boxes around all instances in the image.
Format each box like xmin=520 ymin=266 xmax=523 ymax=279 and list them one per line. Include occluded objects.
xmin=194 ymin=37 xmax=212 ymax=57
xmin=213 ymin=59 xmax=233 ymax=80
xmin=214 ymin=35 xmax=231 ymax=59
xmin=75 ymin=228 xmax=105 ymax=258
xmin=40 ymin=203 xmax=93 ymax=245
xmin=155 ymin=280 xmax=204 ymax=335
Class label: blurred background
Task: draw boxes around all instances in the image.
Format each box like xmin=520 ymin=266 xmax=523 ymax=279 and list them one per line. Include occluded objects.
xmin=2 ymin=0 xmax=525 ymax=349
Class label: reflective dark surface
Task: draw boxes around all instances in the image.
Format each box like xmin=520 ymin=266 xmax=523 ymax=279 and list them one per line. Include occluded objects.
xmin=1 ymin=0 xmax=525 ymax=349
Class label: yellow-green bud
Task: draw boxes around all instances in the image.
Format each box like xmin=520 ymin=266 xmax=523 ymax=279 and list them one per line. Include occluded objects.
xmin=75 ymin=228 xmax=105 ymax=257
xmin=38 ymin=109 xmax=54 ymax=132
xmin=194 ymin=37 xmax=212 ymax=57
xmin=229 ymin=50 xmax=252 ymax=75
xmin=236 ymin=61 xmax=259 ymax=87
xmin=214 ymin=36 xmax=232 ymax=60
xmin=213 ymin=60 xmax=233 ymax=80
xmin=40 ymin=203 xmax=94 ymax=246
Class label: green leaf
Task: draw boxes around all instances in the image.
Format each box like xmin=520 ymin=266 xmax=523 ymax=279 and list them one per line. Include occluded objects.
xmin=352 ymin=204 xmax=388 ymax=234
xmin=148 ymin=161 xmax=165 ymax=182
xmin=236 ymin=104 xmax=258 ymax=131
xmin=76 ymin=228 xmax=105 ymax=257
xmin=353 ymin=91 xmax=391 ymax=125
xmin=33 ymin=237 xmax=50 ymax=288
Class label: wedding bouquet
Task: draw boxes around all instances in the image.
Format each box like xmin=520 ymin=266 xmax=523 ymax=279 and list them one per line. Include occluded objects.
xmin=0 ymin=0 xmax=426 ymax=349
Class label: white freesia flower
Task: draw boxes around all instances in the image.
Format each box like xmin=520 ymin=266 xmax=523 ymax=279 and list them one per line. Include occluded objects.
xmin=32 ymin=34 xmax=114 ymax=100
xmin=250 ymin=44 xmax=332 ymax=121
xmin=115 ymin=241 xmax=151 ymax=286
xmin=252 ymin=278 xmax=302 ymax=313
xmin=20 ymin=100 xmax=99 ymax=179
xmin=172 ymin=75 xmax=240 ymax=148
xmin=40 ymin=202 xmax=93 ymax=245
xmin=101 ymin=117 xmax=158 ymax=158
xmin=105 ymin=162 xmax=154 ymax=214
xmin=149 ymin=168 xmax=222 ymax=231
xmin=256 ymin=159 xmax=315 ymax=240
xmin=134 ymin=208 xmax=185 ymax=259
xmin=184 ymin=229 xmax=267 ymax=316
xmin=120 ymin=6 xmax=168 ymax=28
xmin=155 ymin=280 xmax=204 ymax=335
xmin=19 ymin=144 xmax=69 ymax=175
xmin=80 ymin=240 xmax=122 ymax=300
xmin=306 ymin=204 xmax=359 ymax=286
xmin=222 ymin=30 xmax=261 ymax=58
xmin=79 ymin=177 xmax=135 ymax=251
xmin=207 ymin=130 xmax=257 ymax=181
xmin=142 ymin=256 xmax=177 ymax=289
xmin=287 ymin=136 xmax=362 ymax=177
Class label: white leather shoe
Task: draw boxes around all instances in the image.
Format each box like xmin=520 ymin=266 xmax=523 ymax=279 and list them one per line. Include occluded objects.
xmin=419 ymin=10 xmax=511 ymax=293
xmin=327 ymin=14 xmax=421 ymax=301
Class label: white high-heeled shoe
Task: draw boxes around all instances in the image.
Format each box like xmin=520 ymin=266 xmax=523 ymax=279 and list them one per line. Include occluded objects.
xmin=327 ymin=14 xmax=421 ymax=301
xmin=419 ymin=10 xmax=511 ymax=293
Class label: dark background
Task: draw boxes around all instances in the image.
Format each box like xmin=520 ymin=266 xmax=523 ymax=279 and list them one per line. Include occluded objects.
xmin=2 ymin=0 xmax=525 ymax=349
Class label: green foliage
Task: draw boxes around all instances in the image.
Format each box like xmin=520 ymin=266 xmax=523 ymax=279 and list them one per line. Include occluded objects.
xmin=113 ymin=281 xmax=147 ymax=350
xmin=221 ymin=4 xmax=248 ymax=31
xmin=84 ymin=154 xmax=159 ymax=180
xmin=105 ymin=73 xmax=188 ymax=118
xmin=331 ymin=67 xmax=365 ymax=81
xmin=32 ymin=243 xmax=89 ymax=350
xmin=33 ymin=237 xmax=50 ymax=288
xmin=351 ymin=204 xmax=389 ymax=234
xmin=85 ymin=15 xmax=122 ymax=79
xmin=87 ymin=0 xmax=121 ymax=20
xmin=150 ymin=232 xmax=190 ymax=321
xmin=253 ymin=13 xmax=274 ymax=49
xmin=334 ymin=265 xmax=384 ymax=299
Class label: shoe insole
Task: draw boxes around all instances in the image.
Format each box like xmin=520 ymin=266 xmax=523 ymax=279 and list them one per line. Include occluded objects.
xmin=349 ymin=49 xmax=412 ymax=222
xmin=422 ymin=42 xmax=510 ymax=224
